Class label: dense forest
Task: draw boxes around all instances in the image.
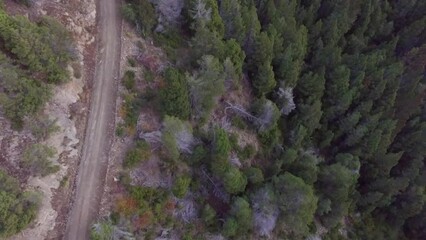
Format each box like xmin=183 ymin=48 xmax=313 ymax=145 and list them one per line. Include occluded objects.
xmin=97 ymin=0 xmax=426 ymax=239
xmin=0 ymin=0 xmax=424 ymax=238
xmin=96 ymin=0 xmax=426 ymax=239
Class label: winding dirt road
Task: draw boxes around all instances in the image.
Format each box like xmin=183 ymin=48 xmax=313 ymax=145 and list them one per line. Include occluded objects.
xmin=65 ymin=0 xmax=121 ymax=239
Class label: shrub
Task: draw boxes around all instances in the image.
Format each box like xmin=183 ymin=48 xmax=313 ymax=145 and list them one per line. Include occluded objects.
xmin=161 ymin=116 xmax=194 ymax=161
xmin=244 ymin=167 xmax=264 ymax=184
xmin=122 ymin=92 xmax=144 ymax=129
xmin=282 ymin=148 xmax=298 ymax=165
xmin=237 ymin=145 xmax=256 ymax=160
xmin=223 ymin=217 xmax=238 ymax=237
xmin=223 ymin=167 xmax=247 ymax=194
xmin=72 ymin=62 xmax=82 ymax=79
xmin=127 ymin=57 xmax=137 ymax=67
xmin=229 ymin=133 xmax=239 ymax=150
xmin=122 ymin=70 xmax=136 ymax=91
xmin=90 ymin=219 xmax=134 ymax=240
xmin=231 ymin=116 xmax=248 ymax=130
xmin=144 ymin=69 xmax=155 ymax=82
xmin=129 ymin=186 xmax=167 ymax=211
xmin=0 ymin=170 xmax=40 ymax=238
xmin=258 ymin=125 xmax=281 ymax=153
xmin=189 ymin=145 xmax=207 ymax=164
xmin=172 ymin=175 xmax=191 ymax=198
xmin=115 ymin=123 xmax=125 ymax=137
xmin=123 ymin=141 xmax=151 ymax=168
xmin=230 ymin=197 xmax=253 ymax=233
xmin=28 ymin=114 xmax=60 ymax=140
xmin=121 ymin=1 xmax=156 ymax=36
xmin=211 ymin=128 xmax=231 ymax=164
xmin=202 ymin=204 xmax=217 ymax=227
xmin=116 ymin=197 xmax=138 ymax=216
xmin=210 ymin=128 xmax=232 ymax=177
xmin=153 ymin=29 xmax=185 ymax=61
xmin=21 ymin=144 xmax=58 ymax=177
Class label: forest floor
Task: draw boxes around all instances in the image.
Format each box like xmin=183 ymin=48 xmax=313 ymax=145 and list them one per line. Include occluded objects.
xmin=64 ymin=0 xmax=121 ymax=239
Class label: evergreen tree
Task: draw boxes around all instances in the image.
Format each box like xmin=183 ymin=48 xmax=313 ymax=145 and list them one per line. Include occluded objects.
xmin=160 ymin=68 xmax=191 ymax=120
xmin=273 ymin=172 xmax=317 ymax=237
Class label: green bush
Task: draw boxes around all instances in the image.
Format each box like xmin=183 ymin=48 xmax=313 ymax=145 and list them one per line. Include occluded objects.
xmin=28 ymin=114 xmax=60 ymax=140
xmin=189 ymin=145 xmax=207 ymax=164
xmin=231 ymin=116 xmax=248 ymax=130
xmin=237 ymin=145 xmax=256 ymax=160
xmin=21 ymin=144 xmax=59 ymax=177
xmin=202 ymin=204 xmax=217 ymax=227
xmin=127 ymin=57 xmax=137 ymax=67
xmin=230 ymin=197 xmax=253 ymax=233
xmin=122 ymin=70 xmax=136 ymax=91
xmin=244 ymin=167 xmax=264 ymax=184
xmin=115 ymin=123 xmax=125 ymax=137
xmin=144 ymin=69 xmax=155 ymax=82
xmin=172 ymin=175 xmax=191 ymax=198
xmin=223 ymin=217 xmax=238 ymax=237
xmin=153 ymin=29 xmax=186 ymax=61
xmin=282 ymin=148 xmax=298 ymax=166
xmin=229 ymin=133 xmax=239 ymax=150
xmin=123 ymin=141 xmax=151 ymax=168
xmin=211 ymin=128 xmax=231 ymax=161
xmin=128 ymin=186 xmax=168 ymax=219
xmin=0 ymin=170 xmax=40 ymax=238
xmin=210 ymin=128 xmax=232 ymax=177
xmin=258 ymin=125 xmax=281 ymax=153
xmin=223 ymin=167 xmax=247 ymax=194
xmin=122 ymin=0 xmax=156 ymax=36
xmin=122 ymin=93 xmax=144 ymax=128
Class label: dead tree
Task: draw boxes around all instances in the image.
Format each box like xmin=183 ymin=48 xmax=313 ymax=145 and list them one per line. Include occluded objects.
xmin=139 ymin=130 xmax=162 ymax=144
xmin=224 ymin=101 xmax=278 ymax=132
xmin=276 ymin=87 xmax=296 ymax=115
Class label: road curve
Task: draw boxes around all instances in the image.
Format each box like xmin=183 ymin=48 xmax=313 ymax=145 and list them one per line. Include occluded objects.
xmin=65 ymin=0 xmax=121 ymax=239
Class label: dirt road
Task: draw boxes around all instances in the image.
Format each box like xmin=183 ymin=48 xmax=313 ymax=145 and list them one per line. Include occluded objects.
xmin=65 ymin=0 xmax=121 ymax=239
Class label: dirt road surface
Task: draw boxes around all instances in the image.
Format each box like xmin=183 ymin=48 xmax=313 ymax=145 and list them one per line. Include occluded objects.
xmin=65 ymin=0 xmax=121 ymax=239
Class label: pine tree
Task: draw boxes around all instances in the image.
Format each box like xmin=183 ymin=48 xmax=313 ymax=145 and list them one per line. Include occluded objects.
xmin=160 ymin=68 xmax=191 ymax=120
xmin=219 ymin=0 xmax=245 ymax=41
xmin=273 ymin=172 xmax=317 ymax=237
